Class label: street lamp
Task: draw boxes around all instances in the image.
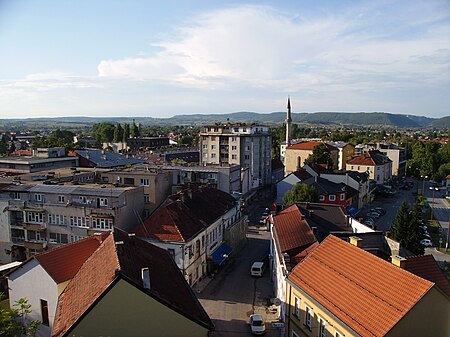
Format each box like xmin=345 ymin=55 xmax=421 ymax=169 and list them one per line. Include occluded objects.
xmin=430 ymin=187 xmax=439 ymax=221
xmin=421 ymin=175 xmax=428 ymax=200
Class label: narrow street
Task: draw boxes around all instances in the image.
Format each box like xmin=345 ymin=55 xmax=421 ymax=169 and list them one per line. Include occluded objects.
xmin=197 ymin=192 xmax=282 ymax=337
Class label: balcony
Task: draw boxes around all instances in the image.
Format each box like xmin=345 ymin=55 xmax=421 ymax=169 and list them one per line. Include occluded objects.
xmin=8 ymin=200 xmax=25 ymax=211
xmin=24 ymin=241 xmax=47 ymax=250
xmin=23 ymin=223 xmax=47 ymax=231
xmin=11 ymin=237 xmax=25 ymax=246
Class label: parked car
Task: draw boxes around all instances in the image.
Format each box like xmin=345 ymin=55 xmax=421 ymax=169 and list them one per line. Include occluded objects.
xmin=249 ymin=314 xmax=266 ymax=335
xmin=374 ymin=207 xmax=386 ymax=215
xmin=367 ymin=212 xmax=380 ymax=219
xmin=420 ymin=239 xmax=433 ymax=247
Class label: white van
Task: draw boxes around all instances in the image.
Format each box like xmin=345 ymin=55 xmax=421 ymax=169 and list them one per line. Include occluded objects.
xmin=251 ymin=262 xmax=265 ymax=277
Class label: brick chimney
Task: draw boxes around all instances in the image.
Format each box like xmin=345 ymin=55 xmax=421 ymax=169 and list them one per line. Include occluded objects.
xmin=141 ymin=267 xmax=151 ymax=289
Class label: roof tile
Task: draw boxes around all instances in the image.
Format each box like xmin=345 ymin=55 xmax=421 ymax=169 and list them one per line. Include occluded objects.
xmin=288 ymin=235 xmax=434 ymax=337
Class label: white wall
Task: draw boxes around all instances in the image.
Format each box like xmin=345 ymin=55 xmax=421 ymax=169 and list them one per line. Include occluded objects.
xmin=8 ymin=259 xmax=58 ymax=337
xmin=0 ymin=200 xmax=11 ymax=264
xmin=349 ymin=218 xmax=375 ymax=233
xmin=276 ymin=174 xmax=301 ymax=205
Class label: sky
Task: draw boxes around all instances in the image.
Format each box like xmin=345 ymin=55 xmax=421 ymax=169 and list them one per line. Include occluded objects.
xmin=0 ymin=0 xmax=449 ymax=119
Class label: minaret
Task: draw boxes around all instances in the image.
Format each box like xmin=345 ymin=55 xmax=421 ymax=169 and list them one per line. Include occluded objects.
xmin=285 ymin=97 xmax=292 ymax=146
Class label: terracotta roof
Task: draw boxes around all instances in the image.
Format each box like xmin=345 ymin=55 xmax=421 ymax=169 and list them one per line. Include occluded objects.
xmin=287 ymin=141 xmax=323 ymax=150
xmin=8 ymin=234 xmax=107 ymax=284
xmin=348 ymin=150 xmax=391 ymax=167
xmin=288 ymin=235 xmax=434 ymax=337
xmin=52 ymin=231 xmax=213 ymax=337
xmin=404 ymin=255 xmax=450 ymax=297
xmin=136 ymin=186 xmax=236 ymax=242
xmin=273 ymin=205 xmax=317 ymax=253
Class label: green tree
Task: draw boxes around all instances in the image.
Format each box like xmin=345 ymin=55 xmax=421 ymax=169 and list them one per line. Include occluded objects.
xmin=92 ymin=123 xmax=115 ymax=146
xmin=283 ymin=183 xmax=319 ymax=207
xmin=113 ymin=123 xmax=123 ymax=142
xmin=179 ymin=135 xmax=194 ymax=145
xmin=0 ymin=137 xmax=7 ymax=155
xmin=390 ymin=201 xmax=424 ymax=255
xmin=123 ymin=123 xmax=130 ymax=142
xmin=8 ymin=142 xmax=16 ymax=154
xmin=131 ymin=119 xmax=139 ymax=138
xmin=0 ymin=295 xmax=40 ymax=337
xmin=304 ymin=143 xmax=333 ymax=168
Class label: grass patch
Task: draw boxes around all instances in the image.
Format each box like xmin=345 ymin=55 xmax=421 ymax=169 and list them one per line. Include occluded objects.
xmin=436 ymin=248 xmax=450 ymax=255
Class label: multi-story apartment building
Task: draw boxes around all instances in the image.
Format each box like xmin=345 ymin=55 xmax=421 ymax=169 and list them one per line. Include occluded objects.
xmin=326 ymin=141 xmax=355 ymax=170
xmin=346 ymin=150 xmax=392 ymax=184
xmin=199 ymin=123 xmax=272 ymax=189
xmin=163 ymin=164 xmax=242 ymax=194
xmin=99 ymin=166 xmax=172 ymax=218
xmin=0 ymin=183 xmax=143 ymax=261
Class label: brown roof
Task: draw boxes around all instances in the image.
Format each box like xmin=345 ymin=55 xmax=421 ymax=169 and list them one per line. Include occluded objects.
xmin=273 ymin=205 xmax=317 ymax=253
xmin=287 ymin=141 xmax=323 ymax=150
xmin=348 ymin=150 xmax=391 ymax=167
xmin=8 ymin=234 xmax=107 ymax=284
xmin=288 ymin=235 xmax=434 ymax=337
xmin=52 ymin=231 xmax=213 ymax=336
xmin=136 ymin=186 xmax=236 ymax=242
xmin=404 ymin=255 xmax=450 ymax=297
xmin=272 ymin=158 xmax=285 ymax=170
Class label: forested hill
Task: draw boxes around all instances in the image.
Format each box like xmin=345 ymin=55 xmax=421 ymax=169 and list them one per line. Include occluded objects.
xmin=0 ymin=111 xmax=446 ymax=129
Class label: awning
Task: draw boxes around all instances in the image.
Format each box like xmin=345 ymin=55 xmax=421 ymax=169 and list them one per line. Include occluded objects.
xmin=346 ymin=206 xmax=360 ymax=217
xmin=210 ymin=243 xmax=233 ymax=265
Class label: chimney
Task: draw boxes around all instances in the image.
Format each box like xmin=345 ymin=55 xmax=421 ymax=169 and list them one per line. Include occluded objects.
xmin=349 ymin=236 xmax=363 ymax=248
xmin=311 ymin=227 xmax=317 ymax=235
xmin=300 ymin=214 xmax=305 ymax=220
xmin=345 ymin=215 xmax=350 ymax=226
xmin=308 ymin=210 xmax=314 ymax=218
xmin=141 ymin=267 xmax=151 ymax=289
xmin=391 ymin=255 xmax=406 ymax=269
xmin=305 ymin=202 xmax=310 ymax=210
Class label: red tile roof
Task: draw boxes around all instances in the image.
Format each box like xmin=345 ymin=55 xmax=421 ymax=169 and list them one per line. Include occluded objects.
xmin=52 ymin=231 xmax=213 ymax=336
xmin=22 ymin=234 xmax=107 ymax=284
xmin=273 ymin=205 xmax=317 ymax=253
xmin=287 ymin=141 xmax=323 ymax=150
xmin=348 ymin=150 xmax=391 ymax=166
xmin=136 ymin=186 xmax=236 ymax=242
xmin=288 ymin=235 xmax=434 ymax=337
xmin=404 ymin=255 xmax=450 ymax=297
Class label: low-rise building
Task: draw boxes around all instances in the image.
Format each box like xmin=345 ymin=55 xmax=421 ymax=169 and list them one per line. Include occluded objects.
xmin=286 ymin=235 xmax=449 ymax=337
xmin=73 ymin=149 xmax=144 ymax=168
xmin=284 ymin=141 xmax=338 ymax=175
xmin=276 ymin=169 xmax=314 ymax=205
xmin=135 ymin=186 xmax=247 ymax=286
xmin=346 ymin=150 xmax=392 ymax=184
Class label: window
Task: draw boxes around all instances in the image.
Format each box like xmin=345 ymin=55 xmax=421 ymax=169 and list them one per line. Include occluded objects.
xmin=231 ymin=154 xmax=237 ymax=160
xmin=294 ymin=296 xmax=301 ymax=319
xmin=99 ymin=198 xmax=108 ymax=206
xmin=319 ymin=195 xmax=325 ymax=201
xmin=13 ymin=192 xmax=20 ymax=200
xmin=58 ymin=195 xmax=65 ymax=203
xmin=27 ymin=212 xmax=44 ymax=223
xmin=144 ymin=194 xmax=150 ymax=203
xmin=232 ymin=145 xmax=237 ymax=150
xmin=305 ymin=306 xmax=312 ymax=329
xmin=49 ymin=232 xmax=68 ymax=244
xmin=48 ymin=214 xmax=66 ymax=225
xmin=244 ymin=155 xmax=250 ymax=160
xmin=329 ymin=195 xmax=336 ymax=201
xmin=231 ymin=137 xmax=237 ymax=142
xmin=318 ymin=317 xmax=326 ymax=337
xmin=79 ymin=196 xmax=87 ymax=204
xmin=140 ymin=179 xmax=149 ymax=186
xmin=92 ymin=218 xmax=113 ymax=230
xmin=245 ymin=145 xmax=250 ymax=151
xmin=70 ymin=216 xmax=88 ymax=227
xmin=34 ymin=194 xmax=44 ymax=202
xmin=40 ymin=299 xmax=49 ymax=326
xmin=27 ymin=230 xmax=45 ymax=242
xmin=71 ymin=235 xmax=86 ymax=242
xmin=202 ymin=144 xmax=208 ymax=149
xmin=211 ymin=153 xmax=216 ymax=158
xmin=340 ymin=193 xmax=345 ymax=201
xmin=211 ymin=145 xmax=216 ymax=150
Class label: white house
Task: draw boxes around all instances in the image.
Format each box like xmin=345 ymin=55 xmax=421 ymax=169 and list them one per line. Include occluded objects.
xmin=6 ymin=234 xmax=106 ymax=336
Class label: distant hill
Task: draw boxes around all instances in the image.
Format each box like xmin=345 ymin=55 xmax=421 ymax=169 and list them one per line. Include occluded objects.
xmin=0 ymin=112 xmax=445 ymax=129
xmin=430 ymin=116 xmax=450 ymax=129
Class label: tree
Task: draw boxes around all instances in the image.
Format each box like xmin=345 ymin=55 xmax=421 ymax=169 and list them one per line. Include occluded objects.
xmin=123 ymin=123 xmax=130 ymax=142
xmin=9 ymin=142 xmax=16 ymax=154
xmin=113 ymin=123 xmax=123 ymax=142
xmin=0 ymin=294 xmax=40 ymax=337
xmin=92 ymin=123 xmax=115 ymax=145
xmin=283 ymin=183 xmax=319 ymax=207
xmin=0 ymin=137 xmax=7 ymax=156
xmin=131 ymin=119 xmax=139 ymax=138
xmin=304 ymin=143 xmax=333 ymax=168
xmin=390 ymin=201 xmax=424 ymax=255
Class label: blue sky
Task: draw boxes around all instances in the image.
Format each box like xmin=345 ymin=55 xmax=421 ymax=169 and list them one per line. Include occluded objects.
xmin=0 ymin=0 xmax=449 ymax=119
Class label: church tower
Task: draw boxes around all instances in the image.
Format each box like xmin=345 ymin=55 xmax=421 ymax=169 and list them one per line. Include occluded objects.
xmin=285 ymin=97 xmax=292 ymax=146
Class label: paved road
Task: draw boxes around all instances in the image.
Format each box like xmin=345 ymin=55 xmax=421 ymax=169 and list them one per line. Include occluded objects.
xmin=197 ymin=229 xmax=280 ymax=337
